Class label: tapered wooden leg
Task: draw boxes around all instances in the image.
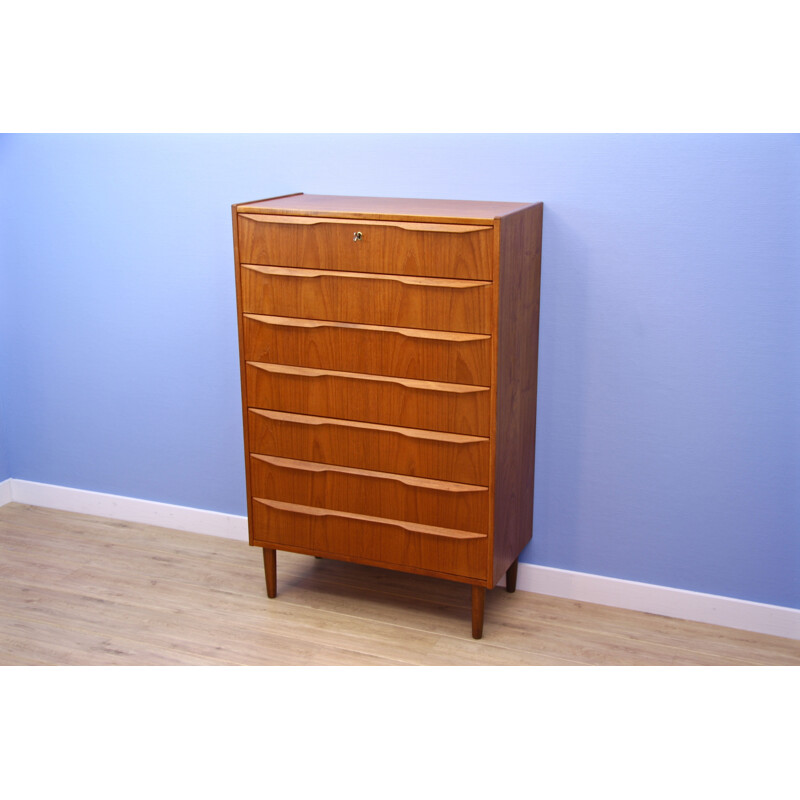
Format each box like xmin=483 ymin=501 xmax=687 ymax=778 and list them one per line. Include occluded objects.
xmin=506 ymin=559 xmax=519 ymax=593
xmin=262 ymin=547 xmax=277 ymax=598
xmin=471 ymin=585 xmax=485 ymax=639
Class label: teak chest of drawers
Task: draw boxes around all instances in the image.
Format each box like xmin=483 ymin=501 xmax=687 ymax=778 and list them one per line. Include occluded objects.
xmin=232 ymin=193 xmax=543 ymax=638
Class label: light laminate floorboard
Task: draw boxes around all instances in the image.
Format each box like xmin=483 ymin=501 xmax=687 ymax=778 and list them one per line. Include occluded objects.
xmin=1 ymin=503 xmax=798 ymax=666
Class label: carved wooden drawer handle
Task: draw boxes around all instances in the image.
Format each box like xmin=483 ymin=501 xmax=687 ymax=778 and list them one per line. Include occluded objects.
xmin=252 ymin=453 xmax=489 ymax=493
xmin=248 ymin=409 xmax=489 ymax=444
xmin=240 ymin=213 xmax=492 ymax=234
xmin=243 ymin=314 xmax=490 ymax=343
xmin=254 ymin=497 xmax=488 ymax=540
xmin=242 ymin=263 xmax=491 ymax=289
xmin=248 ymin=361 xmax=489 ymax=393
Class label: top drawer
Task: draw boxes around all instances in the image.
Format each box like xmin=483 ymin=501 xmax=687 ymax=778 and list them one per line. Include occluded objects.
xmin=237 ymin=214 xmax=494 ymax=280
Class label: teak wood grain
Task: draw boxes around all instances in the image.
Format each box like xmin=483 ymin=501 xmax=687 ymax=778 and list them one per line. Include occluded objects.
xmin=233 ymin=194 xmax=543 ymax=637
xmin=240 ymin=264 xmax=493 ymax=334
xmin=249 ymin=453 xmax=490 ymax=533
xmin=491 ymin=203 xmax=543 ymax=585
xmin=242 ymin=314 xmax=491 ymax=385
xmin=237 ymin=213 xmax=494 ymax=280
xmin=245 ymin=362 xmax=491 ymax=437
xmin=247 ymin=409 xmax=491 ymax=486
xmin=237 ymin=193 xmax=534 ymax=225
xmin=232 ymin=208 xmax=256 ymax=530
xmin=251 ymin=499 xmax=489 ymax=582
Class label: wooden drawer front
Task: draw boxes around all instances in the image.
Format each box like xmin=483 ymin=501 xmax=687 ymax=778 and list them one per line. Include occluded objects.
xmin=252 ymin=498 xmax=488 ymax=581
xmin=248 ymin=409 xmax=490 ymax=486
xmin=237 ymin=214 xmax=493 ymax=280
xmin=242 ymin=314 xmax=491 ymax=386
xmin=240 ymin=265 xmax=492 ymax=334
xmin=250 ymin=454 xmax=489 ymax=534
xmin=246 ymin=362 xmax=490 ymax=436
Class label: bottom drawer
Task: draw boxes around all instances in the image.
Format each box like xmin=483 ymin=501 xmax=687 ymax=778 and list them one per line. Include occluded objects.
xmin=252 ymin=498 xmax=488 ymax=581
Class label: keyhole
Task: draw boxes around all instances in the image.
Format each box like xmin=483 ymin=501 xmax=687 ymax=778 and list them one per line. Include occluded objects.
xmin=353 ymin=231 xmax=363 ymax=242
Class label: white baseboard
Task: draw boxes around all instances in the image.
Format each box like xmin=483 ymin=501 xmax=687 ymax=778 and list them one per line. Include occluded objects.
xmin=4 ymin=479 xmax=248 ymax=541
xmin=502 ymin=562 xmax=799 ymax=641
xmin=1 ymin=478 xmax=797 ymax=640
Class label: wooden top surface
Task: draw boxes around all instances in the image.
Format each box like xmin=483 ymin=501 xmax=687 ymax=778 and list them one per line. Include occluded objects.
xmin=236 ymin=193 xmax=537 ymax=224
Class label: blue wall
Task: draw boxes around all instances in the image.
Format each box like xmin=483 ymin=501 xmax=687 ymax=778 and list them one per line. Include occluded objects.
xmin=0 ymin=136 xmax=14 ymax=481
xmin=1 ymin=134 xmax=797 ymax=608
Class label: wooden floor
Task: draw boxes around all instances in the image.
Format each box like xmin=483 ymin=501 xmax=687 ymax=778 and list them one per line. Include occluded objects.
xmin=1 ymin=502 xmax=797 ymax=666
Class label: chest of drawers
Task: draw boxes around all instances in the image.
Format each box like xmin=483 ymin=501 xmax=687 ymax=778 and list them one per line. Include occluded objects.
xmin=232 ymin=193 xmax=542 ymax=638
